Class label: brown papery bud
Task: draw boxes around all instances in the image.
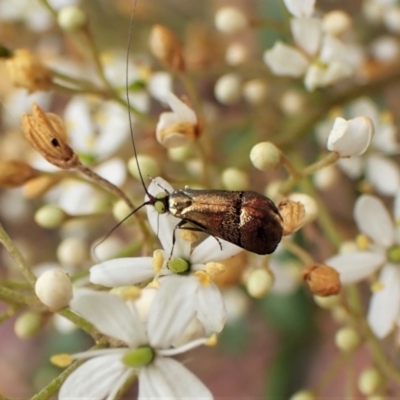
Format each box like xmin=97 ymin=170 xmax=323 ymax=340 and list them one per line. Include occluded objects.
xmin=278 ymin=199 xmax=306 ymax=236
xmin=22 ymin=104 xmax=78 ymax=169
xmin=149 ymin=24 xmax=185 ymax=71
xmin=23 ymin=174 xmax=61 ymax=198
xmin=303 ymin=263 xmax=341 ymax=296
xmin=0 ymin=160 xmax=38 ymax=188
xmin=6 ymin=49 xmax=53 ymax=92
xmin=211 ymin=251 xmax=247 ymax=287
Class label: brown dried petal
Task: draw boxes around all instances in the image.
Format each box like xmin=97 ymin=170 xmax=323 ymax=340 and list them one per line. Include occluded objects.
xmin=278 ymin=199 xmax=306 ymax=236
xmin=6 ymin=49 xmax=52 ymax=92
xmin=303 ymin=263 xmax=341 ymax=297
xmin=0 ymin=160 xmax=38 ymax=188
xmin=21 ymin=104 xmax=78 ymax=170
xmin=149 ymin=24 xmax=185 ymax=71
xmin=23 ymin=175 xmax=61 ymax=198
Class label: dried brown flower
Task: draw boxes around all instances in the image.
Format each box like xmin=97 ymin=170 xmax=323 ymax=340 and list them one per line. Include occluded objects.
xmin=149 ymin=24 xmax=185 ymax=71
xmin=303 ymin=263 xmax=341 ymax=297
xmin=22 ymin=104 xmax=78 ymax=169
xmin=278 ymin=199 xmax=306 ymax=236
xmin=0 ymin=160 xmax=38 ymax=188
xmin=23 ymin=175 xmax=62 ymax=198
xmin=6 ymin=49 xmax=53 ymax=92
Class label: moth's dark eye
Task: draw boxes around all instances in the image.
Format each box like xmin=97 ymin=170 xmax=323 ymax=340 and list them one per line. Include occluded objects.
xmin=51 ymin=138 xmax=59 ymax=147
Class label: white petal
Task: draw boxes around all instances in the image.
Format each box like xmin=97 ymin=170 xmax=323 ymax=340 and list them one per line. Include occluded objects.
xmin=372 ymin=124 xmax=400 ymax=154
xmin=368 ymin=264 xmax=400 ymax=338
xmin=148 ymin=72 xmax=173 ymax=103
xmin=166 ymin=92 xmax=197 ymax=124
xmin=148 ymin=275 xmax=197 ymax=348
xmin=327 ymin=117 xmax=374 ymax=156
xmin=348 ymin=98 xmax=380 ymax=127
xmin=394 ymin=189 xmax=400 ymax=222
xmin=337 ymin=156 xmax=364 ymax=179
xmin=319 ymin=34 xmax=346 ymax=64
xmin=320 ymin=61 xmax=353 ymax=86
xmin=366 ymin=154 xmax=400 ymax=196
xmin=291 ymin=18 xmax=322 ymax=56
xmin=354 ymin=194 xmax=394 ymax=248
xmin=326 ymin=252 xmax=385 ymax=284
xmin=191 ymin=237 xmax=243 ymax=264
xmin=283 ymin=0 xmax=315 ymax=18
xmin=139 ymin=357 xmax=212 ymax=400
xmin=70 ymin=290 xmax=146 ymax=347
xmin=264 ymin=42 xmax=309 ymax=77
xmin=90 ymin=257 xmax=154 ymax=286
xmin=94 ymin=158 xmax=127 ymax=187
xmin=156 ymin=111 xmax=181 ymax=133
xmin=59 ymin=354 xmax=127 ymax=400
xmin=196 ymin=283 xmax=226 ymax=334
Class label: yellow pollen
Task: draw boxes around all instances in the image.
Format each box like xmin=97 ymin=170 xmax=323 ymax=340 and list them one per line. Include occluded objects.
xmin=355 ymin=234 xmax=371 ymax=250
xmin=371 ymin=281 xmax=384 ymax=293
xmin=149 ymin=278 xmax=160 ymax=289
xmin=205 ymin=333 xmax=218 ymax=347
xmin=50 ymin=353 xmax=73 ymax=368
xmin=94 ymin=111 xmax=107 ymax=125
xmin=179 ymin=229 xmax=199 ymax=243
xmin=153 ymin=250 xmax=164 ymax=272
xmin=194 ymin=270 xmax=211 ymax=286
xmin=138 ymin=65 xmax=152 ymax=81
xmin=381 ymin=111 xmax=393 ymax=124
xmin=110 ymin=286 xmax=141 ymax=301
xmin=100 ymin=52 xmax=114 ymax=64
xmin=205 ymin=262 xmax=225 ymax=277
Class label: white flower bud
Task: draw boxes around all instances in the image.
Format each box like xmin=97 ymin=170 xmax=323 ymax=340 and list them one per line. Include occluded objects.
xmin=128 ymin=154 xmax=160 ymax=181
xmin=57 ymin=238 xmax=88 ymax=267
xmin=221 ymin=167 xmax=249 ymax=190
xmin=112 ymin=199 xmax=132 ymax=222
xmin=383 ymin=6 xmax=400 ymax=33
xmin=313 ymin=164 xmax=340 ymax=191
xmin=371 ymin=36 xmax=400 ymax=62
xmin=34 ymin=205 xmax=68 ymax=228
xmin=288 ymin=193 xmax=318 ymax=224
xmin=334 ymin=327 xmax=361 ymax=352
xmin=168 ymin=145 xmax=193 ymax=162
xmin=313 ymin=294 xmax=341 ymax=309
xmin=242 ymin=79 xmax=269 ymax=105
xmin=264 ymin=180 xmax=284 ymax=200
xmin=250 ymin=142 xmax=281 ymax=171
xmin=280 ymin=90 xmax=306 ymax=115
xmin=289 ymin=389 xmax=316 ymax=400
xmin=362 ymin=1 xmax=384 ymax=24
xmin=214 ymin=73 xmax=241 ymax=105
xmin=215 ymin=7 xmax=248 ymax=34
xmin=358 ymin=368 xmax=382 ymax=395
xmin=225 ymin=42 xmax=248 ymax=65
xmin=246 ymin=268 xmax=274 ymax=298
xmin=284 ymin=0 xmax=315 ymax=18
xmin=14 ymin=311 xmax=42 ymax=339
xmin=327 ymin=117 xmax=374 ymax=157
xmin=91 ymin=237 xmax=124 ymax=261
xmin=35 ymin=268 xmax=73 ymax=311
xmin=322 ymin=11 xmax=352 ymax=36
xmin=57 ymin=6 xmax=87 ymax=31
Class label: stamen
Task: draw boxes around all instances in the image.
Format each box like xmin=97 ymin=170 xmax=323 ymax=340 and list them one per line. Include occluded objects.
xmin=194 ymin=270 xmax=211 ymax=285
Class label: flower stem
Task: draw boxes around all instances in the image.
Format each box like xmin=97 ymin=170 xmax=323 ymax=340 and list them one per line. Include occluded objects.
xmin=0 ymin=286 xmax=39 ymax=306
xmin=0 ymin=223 xmax=36 ymax=287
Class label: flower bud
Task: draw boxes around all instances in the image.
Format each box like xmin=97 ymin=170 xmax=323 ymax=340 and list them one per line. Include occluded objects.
xmin=5 ymin=49 xmax=52 ymax=92
xmin=313 ymin=293 xmax=341 ymax=309
xmin=57 ymin=6 xmax=87 ymax=31
xmin=0 ymin=160 xmax=38 ymax=188
xmin=280 ymin=90 xmax=306 ymax=116
xmin=335 ymin=326 xmax=361 ymax=352
xmin=250 ymin=142 xmax=281 ymax=171
xmin=322 ymin=11 xmax=352 ymax=36
xmin=57 ymin=238 xmax=88 ymax=267
xmin=112 ymin=199 xmax=132 ymax=222
xmin=289 ymin=390 xmax=316 ymax=400
xmin=22 ymin=104 xmax=78 ymax=169
xmin=358 ymin=367 xmax=382 ymax=395
xmin=246 ymin=267 xmax=274 ymax=298
xmin=23 ymin=174 xmax=61 ymax=198
xmin=313 ymin=164 xmax=339 ymax=191
xmin=278 ymin=199 xmax=306 ymax=236
xmin=221 ymin=167 xmax=249 ymax=190
xmin=303 ymin=263 xmax=341 ymax=296
xmin=225 ymin=42 xmax=248 ymax=66
xmin=215 ymin=7 xmax=248 ymax=34
xmin=167 ymin=145 xmax=193 ymax=162
xmin=242 ymin=79 xmax=269 ymax=105
xmin=384 ymin=6 xmax=400 ymax=33
xmin=211 ymin=252 xmax=247 ymax=287
xmin=214 ymin=73 xmax=241 ymax=105
xmin=35 ymin=268 xmax=73 ymax=311
xmin=34 ymin=204 xmax=68 ymax=228
xmin=128 ymin=154 xmax=160 ymax=181
xmin=149 ymin=24 xmax=185 ymax=71
xmin=14 ymin=311 xmax=43 ymax=339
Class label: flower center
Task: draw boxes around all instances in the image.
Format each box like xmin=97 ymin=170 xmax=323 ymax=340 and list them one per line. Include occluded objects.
xmin=388 ymin=245 xmax=400 ymax=263
xmin=168 ymin=257 xmax=190 ymax=274
xmin=122 ymin=346 xmax=155 ymax=368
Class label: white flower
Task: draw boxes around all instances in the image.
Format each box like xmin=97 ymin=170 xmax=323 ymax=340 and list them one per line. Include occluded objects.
xmin=58 ymin=290 xmax=212 ymax=399
xmin=156 ymin=93 xmax=198 ymax=148
xmin=283 ymin=0 xmax=316 ymax=18
xmin=327 ymin=117 xmax=374 ymax=157
xmin=91 ymin=177 xmax=243 ymax=334
xmin=326 ymin=193 xmax=400 ymax=338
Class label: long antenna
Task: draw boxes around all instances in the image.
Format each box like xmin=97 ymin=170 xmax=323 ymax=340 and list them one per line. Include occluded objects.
xmin=125 ymin=0 xmax=151 ymax=197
